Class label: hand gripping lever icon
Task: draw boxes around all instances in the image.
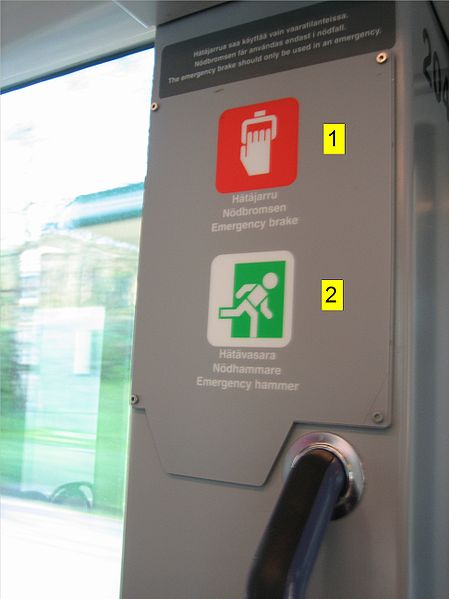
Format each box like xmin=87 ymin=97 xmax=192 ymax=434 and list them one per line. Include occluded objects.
xmin=240 ymin=110 xmax=277 ymax=176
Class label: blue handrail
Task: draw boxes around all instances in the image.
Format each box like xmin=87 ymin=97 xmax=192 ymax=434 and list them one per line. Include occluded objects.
xmin=247 ymin=449 xmax=346 ymax=599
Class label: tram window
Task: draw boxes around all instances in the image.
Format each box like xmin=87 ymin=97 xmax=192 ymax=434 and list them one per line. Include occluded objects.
xmin=0 ymin=48 xmax=154 ymax=599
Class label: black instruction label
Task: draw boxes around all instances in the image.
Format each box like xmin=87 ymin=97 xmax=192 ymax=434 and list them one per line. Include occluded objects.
xmin=159 ymin=1 xmax=395 ymax=98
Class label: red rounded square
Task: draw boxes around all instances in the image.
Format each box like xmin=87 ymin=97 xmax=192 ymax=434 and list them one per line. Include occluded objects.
xmin=216 ymin=97 xmax=299 ymax=194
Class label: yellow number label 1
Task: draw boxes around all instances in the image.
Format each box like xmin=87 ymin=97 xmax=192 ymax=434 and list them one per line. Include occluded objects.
xmin=323 ymin=123 xmax=346 ymax=154
xmin=321 ymin=279 xmax=344 ymax=311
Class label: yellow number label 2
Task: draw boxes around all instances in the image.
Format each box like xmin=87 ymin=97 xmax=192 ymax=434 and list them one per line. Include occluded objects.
xmin=323 ymin=123 xmax=346 ymax=155
xmin=321 ymin=279 xmax=344 ymax=311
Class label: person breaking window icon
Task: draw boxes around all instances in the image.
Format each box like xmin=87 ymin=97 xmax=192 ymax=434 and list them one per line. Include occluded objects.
xmin=218 ymin=272 xmax=278 ymax=338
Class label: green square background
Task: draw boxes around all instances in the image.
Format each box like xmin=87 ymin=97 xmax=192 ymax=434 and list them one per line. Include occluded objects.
xmin=231 ymin=260 xmax=285 ymax=338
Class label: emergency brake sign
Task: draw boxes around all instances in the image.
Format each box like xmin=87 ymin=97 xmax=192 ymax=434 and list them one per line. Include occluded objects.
xmin=216 ymin=98 xmax=299 ymax=193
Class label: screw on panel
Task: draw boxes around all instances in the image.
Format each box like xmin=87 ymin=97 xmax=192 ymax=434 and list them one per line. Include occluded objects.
xmin=376 ymin=52 xmax=389 ymax=64
xmin=130 ymin=394 xmax=140 ymax=406
xmin=151 ymin=102 xmax=159 ymax=111
xmin=372 ymin=411 xmax=385 ymax=424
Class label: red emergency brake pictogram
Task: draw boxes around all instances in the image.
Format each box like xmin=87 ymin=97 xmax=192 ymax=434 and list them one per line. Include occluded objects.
xmin=216 ymin=97 xmax=299 ymax=194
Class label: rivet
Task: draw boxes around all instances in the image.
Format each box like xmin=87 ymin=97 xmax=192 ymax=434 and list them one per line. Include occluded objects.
xmin=130 ymin=394 xmax=140 ymax=406
xmin=372 ymin=411 xmax=385 ymax=424
xmin=151 ymin=102 xmax=159 ymax=111
xmin=376 ymin=52 xmax=389 ymax=64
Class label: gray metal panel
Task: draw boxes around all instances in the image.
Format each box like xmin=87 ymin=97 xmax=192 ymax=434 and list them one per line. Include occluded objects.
xmin=131 ymin=7 xmax=394 ymax=485
xmin=409 ymin=2 xmax=449 ymax=598
xmin=123 ymin=422 xmax=406 ymax=599
xmin=122 ymin=415 xmax=405 ymax=599
xmin=122 ymin=1 xmax=449 ymax=598
xmin=432 ymin=0 xmax=449 ymax=41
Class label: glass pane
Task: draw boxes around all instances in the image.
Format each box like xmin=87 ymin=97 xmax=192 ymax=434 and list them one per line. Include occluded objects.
xmin=1 ymin=49 xmax=154 ymax=599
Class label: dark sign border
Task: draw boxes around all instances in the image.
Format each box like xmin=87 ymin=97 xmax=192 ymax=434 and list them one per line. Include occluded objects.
xmin=159 ymin=1 xmax=395 ymax=98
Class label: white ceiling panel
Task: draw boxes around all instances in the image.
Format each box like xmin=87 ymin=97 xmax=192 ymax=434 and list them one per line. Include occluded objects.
xmin=0 ymin=0 xmax=224 ymax=90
